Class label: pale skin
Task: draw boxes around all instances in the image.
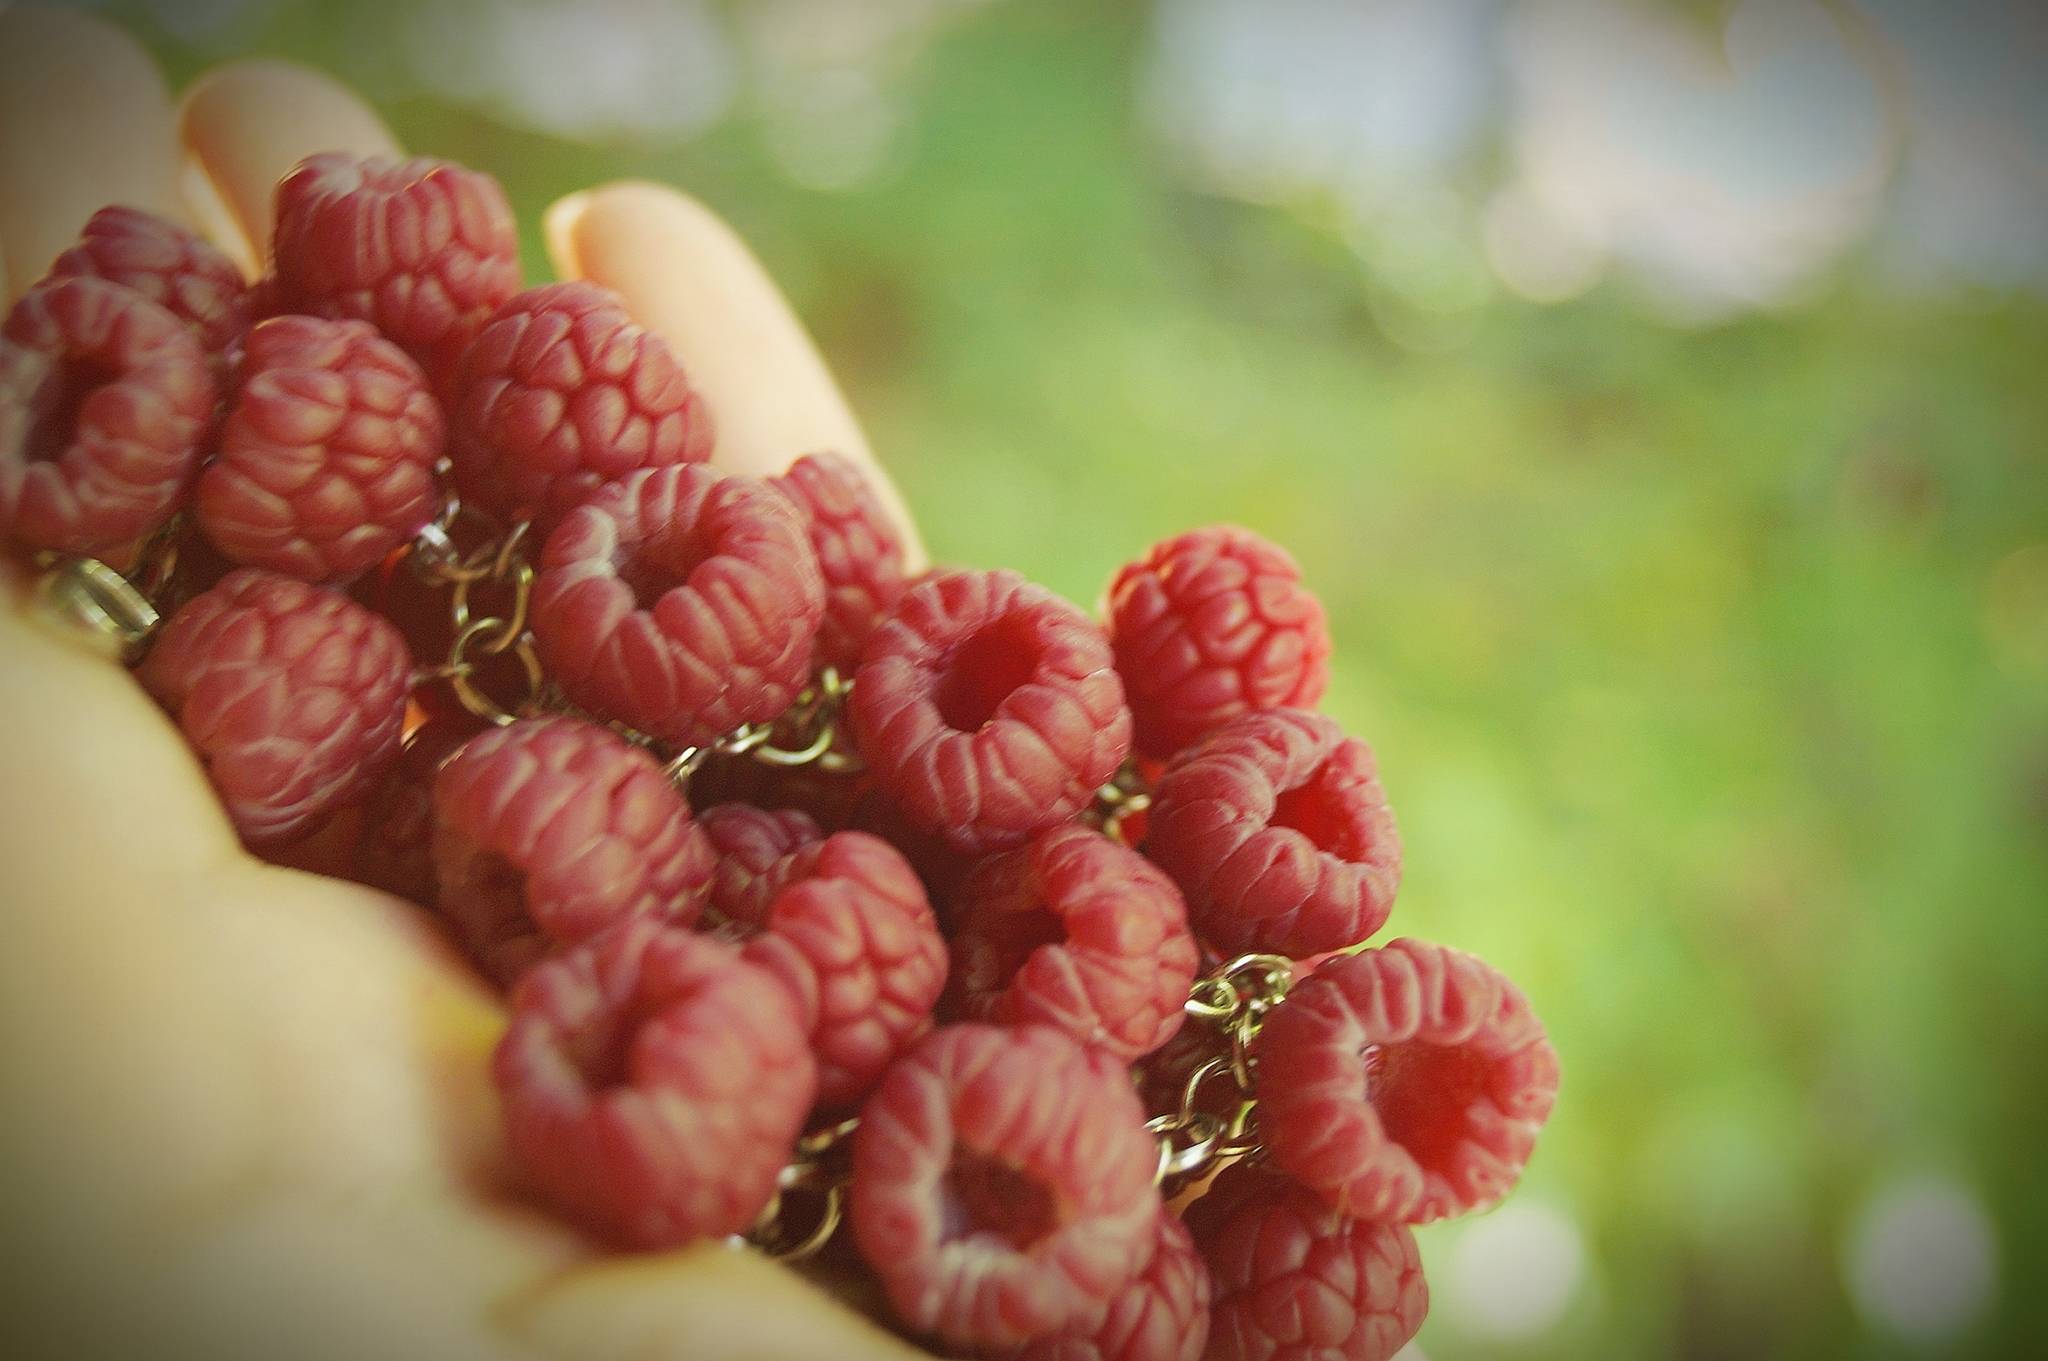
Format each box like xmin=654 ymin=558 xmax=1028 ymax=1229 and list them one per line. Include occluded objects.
xmin=0 ymin=8 xmax=933 ymax=1358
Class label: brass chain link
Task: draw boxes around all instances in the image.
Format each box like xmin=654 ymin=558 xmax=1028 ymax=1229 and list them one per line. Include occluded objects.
xmin=1147 ymin=952 xmax=1294 ymax=1193
xmin=27 ymin=511 xmax=192 ymax=663
xmin=745 ymin=1116 xmax=860 ymax=1261
xmin=1082 ymin=757 xmax=1153 ymax=845
xmin=30 ymin=554 xmax=160 ymax=662
xmin=740 ymin=953 xmax=1297 ymax=1253
xmin=394 ymin=507 xmax=865 ymax=774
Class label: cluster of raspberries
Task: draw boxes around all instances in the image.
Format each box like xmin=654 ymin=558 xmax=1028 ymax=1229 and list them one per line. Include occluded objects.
xmin=1 ymin=153 xmax=1559 ymax=1361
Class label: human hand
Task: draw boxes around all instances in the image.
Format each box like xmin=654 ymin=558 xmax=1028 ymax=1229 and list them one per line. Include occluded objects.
xmin=0 ymin=8 xmax=929 ymax=1358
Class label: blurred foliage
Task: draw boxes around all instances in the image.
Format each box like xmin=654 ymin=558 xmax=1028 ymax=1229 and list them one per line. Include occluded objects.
xmin=109 ymin=0 xmax=2048 ymax=1355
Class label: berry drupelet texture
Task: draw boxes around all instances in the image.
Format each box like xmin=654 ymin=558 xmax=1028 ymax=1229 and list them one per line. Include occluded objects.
xmin=531 ymin=462 xmax=826 ymax=748
xmin=431 ymin=714 xmax=715 ymax=987
xmin=1 ymin=276 xmax=215 ymax=555
xmin=447 ymin=280 xmax=712 ymax=533
xmin=1104 ymin=525 xmax=1330 ymax=763
xmin=138 ymin=568 xmax=411 ymax=844
xmin=849 ymin=568 xmax=1133 ymax=856
xmin=197 ymin=314 xmax=442 ymax=585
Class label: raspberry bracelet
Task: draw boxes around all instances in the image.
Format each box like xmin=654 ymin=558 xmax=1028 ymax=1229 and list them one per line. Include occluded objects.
xmin=4 ymin=147 xmax=1569 ymax=1361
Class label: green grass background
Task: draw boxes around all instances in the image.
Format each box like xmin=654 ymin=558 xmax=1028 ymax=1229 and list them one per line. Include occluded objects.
xmin=114 ymin=0 xmax=2048 ymax=1355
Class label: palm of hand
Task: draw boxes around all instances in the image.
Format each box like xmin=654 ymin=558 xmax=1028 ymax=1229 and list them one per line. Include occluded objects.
xmin=1 ymin=10 xmax=923 ymax=1358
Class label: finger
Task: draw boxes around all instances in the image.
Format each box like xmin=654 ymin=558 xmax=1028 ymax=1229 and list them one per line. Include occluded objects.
xmin=178 ymin=58 xmax=401 ymax=277
xmin=0 ymin=8 xmax=187 ymax=304
xmin=545 ymin=183 xmax=929 ymax=573
xmin=506 ymin=1244 xmax=929 ymax=1361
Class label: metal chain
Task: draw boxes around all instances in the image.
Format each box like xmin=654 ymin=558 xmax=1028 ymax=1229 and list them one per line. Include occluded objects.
xmin=1083 ymin=757 xmax=1153 ymax=845
xmin=27 ymin=510 xmax=194 ymax=663
xmin=401 ymin=509 xmax=545 ymax=726
xmin=1147 ymin=952 xmax=1294 ymax=1193
xmin=745 ymin=1116 xmax=860 ymax=1261
xmin=393 ymin=507 xmax=867 ymax=776
xmin=31 ymin=554 xmax=161 ymax=663
xmin=742 ymin=953 xmax=1297 ymax=1254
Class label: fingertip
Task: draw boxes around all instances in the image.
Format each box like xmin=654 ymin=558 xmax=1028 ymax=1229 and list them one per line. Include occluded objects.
xmin=0 ymin=6 xmax=186 ymax=302
xmin=178 ymin=58 xmax=401 ymax=270
xmin=546 ymin=181 xmax=928 ymax=571
xmin=541 ymin=190 xmax=595 ymax=284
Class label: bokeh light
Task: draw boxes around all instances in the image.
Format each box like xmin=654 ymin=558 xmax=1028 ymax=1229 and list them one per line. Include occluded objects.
xmin=403 ymin=0 xmax=735 ymax=141
xmin=1844 ymin=1173 xmax=2000 ymax=1344
xmin=1439 ymin=1200 xmax=1588 ymax=1341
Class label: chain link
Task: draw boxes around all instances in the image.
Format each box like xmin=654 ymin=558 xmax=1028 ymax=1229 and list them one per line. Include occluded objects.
xmin=745 ymin=1117 xmax=860 ymax=1261
xmin=1082 ymin=757 xmax=1153 ymax=845
xmin=658 ymin=666 xmax=861 ymax=790
xmin=743 ymin=951 xmax=1297 ymax=1251
xmin=31 ymin=555 xmax=160 ymax=662
xmin=397 ymin=511 xmax=548 ymax=725
xmin=1147 ymin=952 xmax=1294 ymax=1193
xmin=386 ymin=505 xmax=871 ymax=778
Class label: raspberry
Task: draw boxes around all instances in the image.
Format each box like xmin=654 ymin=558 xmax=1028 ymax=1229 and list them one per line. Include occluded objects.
xmin=48 ymin=205 xmax=254 ymax=361
xmin=448 ymin=281 xmax=712 ymax=533
xmin=1185 ymin=1162 xmax=1427 ymax=1361
xmin=138 ymin=568 xmax=410 ymax=844
xmin=848 ymin=1023 xmax=1163 ymax=1350
xmin=431 ymin=715 xmax=715 ymax=987
xmin=270 ymin=152 xmax=522 ymax=388
xmin=696 ymin=801 xmax=823 ymax=931
xmin=1253 ymin=938 xmax=1560 ymax=1224
xmin=948 ymin=824 xmax=1198 ymax=1062
xmin=848 ymin=569 xmax=1132 ymax=856
xmin=195 ymin=315 xmax=442 ymax=585
xmin=493 ymin=918 xmax=817 ymax=1248
xmin=530 ymin=463 xmax=825 ymax=748
xmin=772 ymin=451 xmax=909 ymax=670
xmin=1144 ymin=709 xmax=1400 ymax=958
xmin=1105 ymin=526 xmax=1331 ymax=762
xmin=737 ymin=830 xmax=948 ymax=1109
xmin=1 ymin=276 xmax=215 ymax=555
xmin=1007 ymin=1211 xmax=1213 ymax=1361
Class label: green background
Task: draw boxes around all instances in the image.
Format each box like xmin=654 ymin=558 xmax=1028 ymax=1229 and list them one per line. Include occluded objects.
xmin=107 ymin=0 xmax=2048 ymax=1355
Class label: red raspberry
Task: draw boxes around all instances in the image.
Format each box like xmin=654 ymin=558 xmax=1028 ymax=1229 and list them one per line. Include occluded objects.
xmin=771 ymin=451 xmax=908 ymax=671
xmin=847 ymin=569 xmax=1132 ymax=856
xmin=696 ymin=802 xmax=823 ymax=931
xmin=948 ymin=824 xmax=1198 ymax=1062
xmin=530 ymin=463 xmax=825 ymax=748
xmin=848 ymin=1023 xmax=1164 ymax=1351
xmin=1185 ymin=1162 xmax=1427 ymax=1361
xmin=1008 ymin=1211 xmax=1213 ymax=1361
xmin=270 ymin=152 xmax=522 ymax=388
xmin=431 ymin=715 xmax=715 ymax=987
xmin=348 ymin=710 xmax=481 ymax=908
xmin=1144 ymin=709 xmax=1400 ymax=958
xmin=195 ymin=315 xmax=442 ymax=585
xmin=448 ymin=281 xmax=712 ymax=533
xmin=493 ymin=918 xmax=817 ymax=1248
xmin=138 ymin=568 xmax=410 ymax=844
xmin=1 ymin=276 xmax=215 ymax=555
xmin=1254 ymin=938 xmax=1560 ymax=1224
xmin=1105 ymin=526 xmax=1331 ymax=762
xmin=738 ymin=830 xmax=949 ymax=1110
xmin=48 ymin=206 xmax=254 ymax=361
